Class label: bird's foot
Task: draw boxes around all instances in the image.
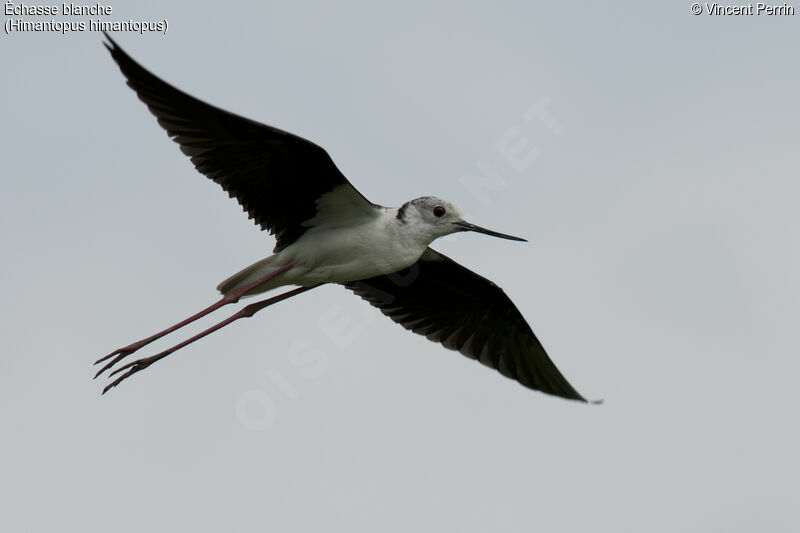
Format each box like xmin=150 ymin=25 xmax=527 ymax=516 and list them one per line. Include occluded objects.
xmin=101 ymin=352 xmax=164 ymax=394
xmin=93 ymin=338 xmax=153 ymax=378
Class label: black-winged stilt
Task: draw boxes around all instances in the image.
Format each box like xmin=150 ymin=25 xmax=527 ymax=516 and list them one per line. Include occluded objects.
xmin=95 ymin=34 xmax=593 ymax=403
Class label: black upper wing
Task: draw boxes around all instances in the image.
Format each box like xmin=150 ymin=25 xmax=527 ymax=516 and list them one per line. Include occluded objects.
xmin=345 ymin=249 xmax=588 ymax=401
xmin=104 ymin=34 xmax=376 ymax=252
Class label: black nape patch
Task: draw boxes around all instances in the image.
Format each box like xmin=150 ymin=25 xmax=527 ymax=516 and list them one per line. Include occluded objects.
xmin=396 ymin=201 xmax=410 ymax=223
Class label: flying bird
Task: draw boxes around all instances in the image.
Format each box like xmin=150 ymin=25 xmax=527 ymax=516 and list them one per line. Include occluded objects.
xmin=95 ymin=34 xmax=593 ymax=402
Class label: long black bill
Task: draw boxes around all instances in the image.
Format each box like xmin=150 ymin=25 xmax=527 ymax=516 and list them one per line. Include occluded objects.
xmin=453 ymin=221 xmax=527 ymax=242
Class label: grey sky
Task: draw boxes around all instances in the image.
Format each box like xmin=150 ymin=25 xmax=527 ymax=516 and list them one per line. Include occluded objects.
xmin=2 ymin=1 xmax=799 ymax=532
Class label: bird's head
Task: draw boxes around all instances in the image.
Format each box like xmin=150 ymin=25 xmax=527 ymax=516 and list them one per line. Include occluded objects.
xmin=399 ymin=196 xmax=527 ymax=244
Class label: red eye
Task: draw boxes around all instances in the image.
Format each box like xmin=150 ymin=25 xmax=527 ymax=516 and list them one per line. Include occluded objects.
xmin=433 ymin=205 xmax=446 ymax=217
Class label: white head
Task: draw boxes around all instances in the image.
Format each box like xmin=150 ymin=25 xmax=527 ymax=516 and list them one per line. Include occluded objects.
xmin=396 ymin=196 xmax=526 ymax=244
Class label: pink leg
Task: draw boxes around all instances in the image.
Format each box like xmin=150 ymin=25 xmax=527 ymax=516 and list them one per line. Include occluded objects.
xmin=94 ymin=261 xmax=296 ymax=378
xmin=101 ymin=284 xmax=320 ymax=394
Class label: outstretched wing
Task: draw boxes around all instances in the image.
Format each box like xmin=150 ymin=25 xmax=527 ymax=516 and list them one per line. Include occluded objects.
xmin=345 ymin=249 xmax=589 ymax=401
xmin=104 ymin=34 xmax=377 ymax=252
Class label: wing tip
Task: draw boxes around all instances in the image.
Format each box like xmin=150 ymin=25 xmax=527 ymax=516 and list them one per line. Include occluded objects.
xmin=564 ymin=391 xmax=602 ymax=404
xmin=551 ymin=382 xmax=602 ymax=404
xmin=102 ymin=31 xmax=116 ymax=50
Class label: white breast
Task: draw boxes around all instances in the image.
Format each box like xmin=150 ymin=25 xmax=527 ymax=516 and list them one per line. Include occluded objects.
xmin=283 ymin=208 xmax=429 ymax=284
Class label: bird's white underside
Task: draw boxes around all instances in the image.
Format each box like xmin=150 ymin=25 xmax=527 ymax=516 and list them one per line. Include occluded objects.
xmin=218 ymin=185 xmax=432 ymax=295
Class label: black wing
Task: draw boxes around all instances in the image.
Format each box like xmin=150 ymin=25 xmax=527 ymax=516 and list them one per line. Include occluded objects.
xmin=345 ymin=249 xmax=589 ymax=401
xmin=104 ymin=34 xmax=376 ymax=252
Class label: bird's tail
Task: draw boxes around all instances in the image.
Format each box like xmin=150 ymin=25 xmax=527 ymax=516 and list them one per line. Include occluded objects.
xmin=216 ymin=255 xmax=281 ymax=297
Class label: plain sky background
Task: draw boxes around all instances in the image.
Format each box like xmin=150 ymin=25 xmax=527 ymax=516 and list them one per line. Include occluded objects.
xmin=2 ymin=1 xmax=799 ymax=531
